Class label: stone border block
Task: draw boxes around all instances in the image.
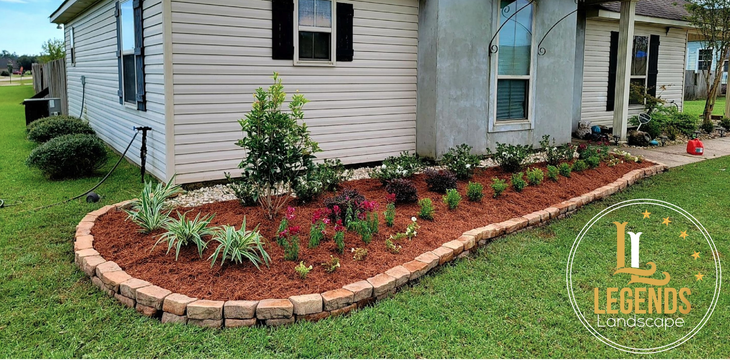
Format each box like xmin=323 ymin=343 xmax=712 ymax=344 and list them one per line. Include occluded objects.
xmin=187 ymin=300 xmax=224 ymax=320
xmin=289 ymin=294 xmax=323 ymax=316
xmin=256 ymin=299 xmax=294 ymax=320
xmin=163 ymin=293 xmax=198 ymax=316
xmin=136 ymin=285 xmax=171 ymax=310
xmin=224 ymin=300 xmax=258 ymax=319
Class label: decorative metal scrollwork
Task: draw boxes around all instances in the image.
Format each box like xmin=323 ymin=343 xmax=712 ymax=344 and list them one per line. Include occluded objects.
xmin=488 ymin=0 xmax=536 ymax=56
xmin=537 ymin=8 xmax=578 ymax=56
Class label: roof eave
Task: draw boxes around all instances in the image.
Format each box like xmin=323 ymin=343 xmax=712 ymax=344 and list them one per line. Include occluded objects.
xmin=594 ymin=8 xmax=693 ymax=28
xmin=50 ymin=0 xmax=102 ymax=24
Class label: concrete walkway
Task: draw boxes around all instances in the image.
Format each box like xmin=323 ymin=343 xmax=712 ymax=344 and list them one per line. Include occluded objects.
xmin=626 ymin=136 xmax=730 ymax=168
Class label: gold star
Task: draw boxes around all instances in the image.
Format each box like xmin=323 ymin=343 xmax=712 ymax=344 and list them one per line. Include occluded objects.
xmin=642 ymin=210 xmax=651 ymax=219
xmin=692 ymin=252 xmax=700 ymax=260
xmin=695 ymin=272 xmax=704 ymax=281
xmin=662 ymin=217 xmax=671 ymax=226
xmin=680 ymin=230 xmax=689 ymax=239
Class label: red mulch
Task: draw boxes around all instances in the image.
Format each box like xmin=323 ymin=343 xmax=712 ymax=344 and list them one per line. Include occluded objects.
xmin=92 ymin=160 xmax=651 ymax=301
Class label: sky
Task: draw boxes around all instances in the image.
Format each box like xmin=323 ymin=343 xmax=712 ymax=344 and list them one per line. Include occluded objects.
xmin=0 ymin=0 xmax=65 ymax=56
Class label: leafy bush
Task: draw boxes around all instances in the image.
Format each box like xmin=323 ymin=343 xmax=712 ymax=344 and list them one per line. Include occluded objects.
xmin=0 ymin=70 xmax=8 ymax=76
xmin=352 ymin=248 xmax=368 ymax=261
xmin=26 ymin=134 xmax=107 ymax=179
xmin=385 ymin=179 xmax=418 ymax=204
xmin=295 ymin=261 xmax=312 ymax=279
xmin=234 ymin=73 xmax=321 ymax=218
xmin=27 ymin=116 xmax=95 ymax=143
xmin=558 ymin=163 xmax=572 ymax=177
xmin=511 ymin=172 xmax=527 ymax=192
xmin=125 ymin=177 xmax=182 ymax=233
xmin=384 ymin=202 xmax=396 ymax=227
xmin=424 ymin=168 xmax=457 ymax=193
xmin=466 ymin=182 xmax=484 ymax=202
xmin=572 ymin=159 xmax=588 ymax=172
xmin=488 ymin=142 xmax=533 ymax=172
xmin=208 ymin=218 xmax=271 ymax=269
xmin=540 ymin=135 xmax=574 ymax=165
xmin=577 ymin=143 xmax=610 ymax=161
xmin=441 ymin=144 xmax=480 ymax=179
xmin=547 ymin=165 xmax=559 ymax=182
xmin=525 ymin=168 xmax=544 ymax=186
xmin=368 ymin=151 xmax=424 ymax=185
xmin=491 ymin=178 xmax=508 ymax=198
xmin=293 ymin=159 xmax=351 ymax=203
xmin=443 ymin=189 xmax=462 ymax=210
xmin=153 ymin=212 xmax=215 ymax=261
xmin=418 ymin=198 xmax=435 ymax=220
xmin=667 ymin=112 xmax=697 ymax=136
xmin=225 ymin=173 xmax=259 ymax=206
xmin=700 ymin=120 xmax=715 ymax=134
xmin=586 ymin=156 xmax=601 ymax=169
xmin=322 ymin=256 xmax=341 ymax=273
xmin=323 ymin=188 xmax=366 ymax=225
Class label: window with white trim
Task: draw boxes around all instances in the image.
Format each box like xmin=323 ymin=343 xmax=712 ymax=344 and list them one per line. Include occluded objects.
xmin=698 ymin=49 xmax=713 ymax=71
xmin=630 ymin=35 xmax=648 ymax=105
xmin=295 ymin=0 xmax=335 ymax=63
xmin=119 ymin=0 xmax=137 ymax=104
xmin=495 ymin=0 xmax=533 ymax=121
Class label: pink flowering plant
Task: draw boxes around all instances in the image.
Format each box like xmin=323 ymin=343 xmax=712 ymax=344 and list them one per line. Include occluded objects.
xmin=309 ymin=208 xmax=331 ymax=248
xmin=333 ymin=219 xmax=346 ymax=254
xmin=276 ymin=206 xmax=300 ymax=261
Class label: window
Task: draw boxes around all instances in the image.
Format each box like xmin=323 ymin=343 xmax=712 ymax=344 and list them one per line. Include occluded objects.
xmin=698 ymin=49 xmax=713 ymax=71
xmin=69 ymin=27 xmax=75 ymax=65
xmin=119 ymin=0 xmax=136 ymax=104
xmin=629 ymin=36 xmax=648 ymax=105
xmin=295 ymin=0 xmax=335 ymax=63
xmin=495 ymin=0 xmax=533 ymax=122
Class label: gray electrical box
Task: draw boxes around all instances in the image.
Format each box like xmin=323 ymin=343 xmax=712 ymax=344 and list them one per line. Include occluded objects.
xmin=23 ymin=97 xmax=63 ymax=126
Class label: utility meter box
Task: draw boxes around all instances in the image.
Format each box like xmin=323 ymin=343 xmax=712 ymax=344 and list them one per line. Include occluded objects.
xmin=23 ymin=97 xmax=62 ymax=126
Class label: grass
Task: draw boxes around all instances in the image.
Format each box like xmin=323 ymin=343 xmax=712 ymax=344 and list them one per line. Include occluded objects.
xmin=1 ymin=84 xmax=729 ymax=358
xmin=683 ymin=97 xmax=726 ymax=118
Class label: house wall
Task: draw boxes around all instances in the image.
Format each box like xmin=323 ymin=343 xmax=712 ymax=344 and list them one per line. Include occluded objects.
xmin=65 ymin=0 xmax=168 ymax=180
xmin=169 ymin=0 xmax=419 ymax=184
xmin=580 ymin=18 xmax=688 ymax=127
xmin=686 ymin=40 xmax=727 ymax=85
xmin=417 ymin=0 xmax=578 ymax=158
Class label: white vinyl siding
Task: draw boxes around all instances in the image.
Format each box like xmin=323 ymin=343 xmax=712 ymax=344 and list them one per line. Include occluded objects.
xmin=65 ymin=0 xmax=167 ymax=180
xmin=170 ymin=0 xmax=418 ymax=184
xmin=580 ymin=19 xmax=687 ymax=126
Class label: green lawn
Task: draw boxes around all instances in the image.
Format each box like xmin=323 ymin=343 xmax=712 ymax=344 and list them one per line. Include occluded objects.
xmin=1 ymin=84 xmax=729 ymax=358
xmin=683 ymin=97 xmax=726 ymax=118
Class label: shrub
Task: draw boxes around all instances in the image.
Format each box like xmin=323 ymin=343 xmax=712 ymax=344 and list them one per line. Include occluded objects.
xmin=385 ymin=179 xmax=418 ymax=204
xmin=586 ymin=156 xmax=601 ymax=169
xmin=293 ymin=159 xmax=351 ymax=203
xmin=153 ymin=212 xmax=215 ymax=261
xmin=577 ymin=143 xmax=610 ymax=161
xmin=547 ymin=165 xmax=559 ymax=182
xmin=491 ymin=178 xmax=508 ymax=198
xmin=295 ymin=261 xmax=312 ymax=279
xmin=424 ymin=168 xmax=457 ymax=193
xmin=0 ymin=70 xmax=8 ymax=76
xmin=322 ymin=256 xmax=341 ymax=273
xmin=488 ymin=142 xmax=533 ymax=172
xmin=418 ymin=198 xmax=435 ymax=220
xmin=525 ymin=167 xmax=544 ymax=186
xmin=443 ymin=189 xmax=461 ymax=210
xmin=208 ymin=218 xmax=271 ymax=269
xmin=352 ymin=248 xmax=368 ymax=261
xmin=721 ymin=118 xmax=730 ymax=131
xmin=669 ymin=113 xmax=698 ymax=136
xmin=125 ymin=177 xmax=182 ymax=233
xmin=234 ymin=73 xmax=321 ymax=218
xmin=572 ymin=159 xmax=588 ymax=172
xmin=558 ymin=163 xmax=572 ymax=177
xmin=466 ymin=182 xmax=484 ymax=202
xmin=368 ymin=151 xmax=424 ymax=185
xmin=700 ymin=120 xmax=715 ymax=134
xmin=384 ymin=202 xmax=396 ymax=227
xmin=27 ymin=116 xmax=95 ymax=143
xmin=540 ymin=135 xmax=575 ymax=165
xmin=26 ymin=134 xmax=107 ymax=179
xmin=511 ymin=172 xmax=527 ymax=192
xmin=323 ymin=188 xmax=366 ymax=225
xmin=441 ymin=144 xmax=480 ymax=179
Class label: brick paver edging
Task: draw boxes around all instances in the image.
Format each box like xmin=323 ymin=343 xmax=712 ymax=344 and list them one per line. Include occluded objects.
xmin=74 ymin=164 xmax=667 ymax=328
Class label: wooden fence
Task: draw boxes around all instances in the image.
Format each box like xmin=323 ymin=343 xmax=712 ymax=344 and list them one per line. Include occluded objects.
xmin=32 ymin=58 xmax=68 ymax=116
xmin=685 ymin=70 xmax=727 ymax=101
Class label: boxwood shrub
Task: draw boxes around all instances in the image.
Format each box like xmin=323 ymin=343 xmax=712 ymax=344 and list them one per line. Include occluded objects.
xmin=27 ymin=116 xmax=95 ymax=143
xmin=26 ymin=134 xmax=108 ymax=178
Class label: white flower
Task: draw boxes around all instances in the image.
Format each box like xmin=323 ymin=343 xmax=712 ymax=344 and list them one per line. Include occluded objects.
xmin=466 ymin=164 xmax=471 ymax=169
xmin=381 ymin=164 xmax=387 ymax=169
xmin=411 ymin=217 xmax=417 ymax=222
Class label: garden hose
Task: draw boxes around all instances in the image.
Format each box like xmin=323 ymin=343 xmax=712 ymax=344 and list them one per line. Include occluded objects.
xmin=27 ymin=130 xmax=140 ymax=212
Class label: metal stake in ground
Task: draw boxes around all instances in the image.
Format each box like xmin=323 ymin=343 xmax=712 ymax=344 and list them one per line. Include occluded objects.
xmin=135 ymin=126 xmax=152 ymax=183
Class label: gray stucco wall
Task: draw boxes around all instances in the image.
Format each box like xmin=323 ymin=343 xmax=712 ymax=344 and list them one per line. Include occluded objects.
xmin=417 ymin=0 xmax=579 ymax=159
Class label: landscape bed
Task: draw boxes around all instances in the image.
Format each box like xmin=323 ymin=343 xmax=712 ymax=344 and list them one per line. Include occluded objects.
xmin=84 ymin=161 xmax=655 ymax=309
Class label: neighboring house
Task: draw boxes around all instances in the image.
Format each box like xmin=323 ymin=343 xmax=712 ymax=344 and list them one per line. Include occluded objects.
xmin=50 ymin=0 xmax=664 ymax=184
xmin=576 ymin=0 xmax=692 ymax=128
xmin=686 ymin=40 xmax=728 ymax=88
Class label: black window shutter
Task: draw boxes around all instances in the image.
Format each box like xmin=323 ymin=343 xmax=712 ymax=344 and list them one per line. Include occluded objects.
xmin=133 ymin=0 xmax=146 ymax=111
xmin=336 ymin=2 xmax=354 ymax=62
xmin=115 ymin=2 xmax=123 ymax=105
xmin=272 ymin=0 xmax=294 ymax=60
xmin=607 ymin=31 xmax=619 ymax=111
xmin=647 ymin=34 xmax=660 ymax=98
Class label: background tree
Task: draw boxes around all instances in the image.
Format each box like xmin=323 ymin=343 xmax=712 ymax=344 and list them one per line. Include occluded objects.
xmin=685 ymin=0 xmax=730 ymax=128
xmin=16 ymin=55 xmax=37 ymax=72
xmin=38 ymin=39 xmax=66 ymax=64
